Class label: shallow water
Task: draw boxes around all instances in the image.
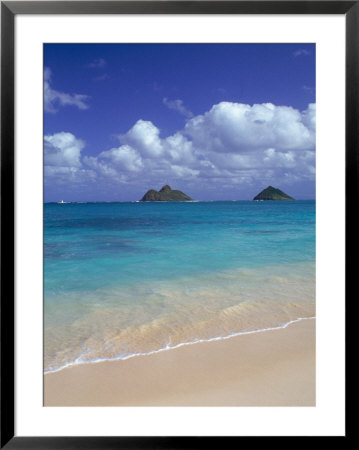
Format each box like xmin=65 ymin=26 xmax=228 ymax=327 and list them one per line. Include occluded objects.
xmin=44 ymin=201 xmax=315 ymax=372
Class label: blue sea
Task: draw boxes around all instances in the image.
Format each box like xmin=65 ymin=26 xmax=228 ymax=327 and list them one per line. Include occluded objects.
xmin=44 ymin=201 xmax=315 ymax=373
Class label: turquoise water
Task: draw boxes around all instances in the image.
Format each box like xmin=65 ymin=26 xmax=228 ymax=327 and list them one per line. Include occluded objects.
xmin=44 ymin=201 xmax=315 ymax=372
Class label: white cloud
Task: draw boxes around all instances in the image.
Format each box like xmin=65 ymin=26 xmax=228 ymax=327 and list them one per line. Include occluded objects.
xmin=170 ymin=165 xmax=199 ymax=178
xmin=301 ymin=102 xmax=316 ymax=132
xmin=83 ymin=156 xmax=118 ymax=179
xmin=97 ymin=102 xmax=314 ymax=186
xmin=119 ymin=120 xmax=164 ymax=158
xmin=263 ymin=148 xmax=296 ymax=168
xmin=184 ymin=102 xmax=315 ymax=154
xmin=44 ymin=165 xmax=96 ymax=185
xmin=98 ymin=145 xmax=144 ymax=172
xmin=44 ymin=67 xmax=90 ymax=113
xmin=44 ymin=132 xmax=96 ymax=185
xmin=163 ymin=97 xmax=193 ymax=118
xmin=44 ymin=132 xmax=84 ymax=168
xmin=46 ymin=101 xmax=316 ymax=198
xmin=163 ymin=132 xmax=196 ymax=165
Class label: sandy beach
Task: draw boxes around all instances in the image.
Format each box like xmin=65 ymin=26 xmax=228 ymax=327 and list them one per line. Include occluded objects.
xmin=44 ymin=318 xmax=315 ymax=407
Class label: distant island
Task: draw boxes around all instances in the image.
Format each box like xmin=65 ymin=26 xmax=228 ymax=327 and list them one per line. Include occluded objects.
xmin=253 ymin=186 xmax=295 ymax=201
xmin=140 ymin=185 xmax=193 ymax=202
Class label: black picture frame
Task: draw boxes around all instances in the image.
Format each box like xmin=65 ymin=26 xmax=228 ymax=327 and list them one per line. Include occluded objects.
xmin=1 ymin=1 xmax=353 ymax=446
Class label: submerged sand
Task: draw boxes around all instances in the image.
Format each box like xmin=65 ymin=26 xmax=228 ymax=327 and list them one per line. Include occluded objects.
xmin=44 ymin=318 xmax=315 ymax=407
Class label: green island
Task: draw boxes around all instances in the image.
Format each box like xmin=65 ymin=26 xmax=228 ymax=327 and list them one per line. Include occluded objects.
xmin=253 ymin=186 xmax=295 ymax=201
xmin=140 ymin=185 xmax=193 ymax=202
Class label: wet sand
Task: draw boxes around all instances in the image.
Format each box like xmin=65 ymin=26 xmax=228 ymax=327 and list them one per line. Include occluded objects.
xmin=44 ymin=318 xmax=315 ymax=406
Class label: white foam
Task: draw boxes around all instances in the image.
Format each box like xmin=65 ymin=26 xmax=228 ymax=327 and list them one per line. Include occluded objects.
xmin=44 ymin=315 xmax=315 ymax=374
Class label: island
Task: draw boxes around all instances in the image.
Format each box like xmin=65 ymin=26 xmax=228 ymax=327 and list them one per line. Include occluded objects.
xmin=253 ymin=186 xmax=295 ymax=201
xmin=140 ymin=185 xmax=193 ymax=202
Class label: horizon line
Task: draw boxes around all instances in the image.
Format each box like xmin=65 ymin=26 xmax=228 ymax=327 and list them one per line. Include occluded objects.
xmin=44 ymin=198 xmax=316 ymax=203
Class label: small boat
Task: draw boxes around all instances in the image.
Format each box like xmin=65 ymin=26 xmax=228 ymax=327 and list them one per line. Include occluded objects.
xmin=58 ymin=200 xmax=66 ymax=204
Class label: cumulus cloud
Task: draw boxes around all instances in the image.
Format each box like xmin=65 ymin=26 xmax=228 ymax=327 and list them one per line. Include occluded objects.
xmin=163 ymin=97 xmax=193 ymax=118
xmin=301 ymin=102 xmax=316 ymax=132
xmin=184 ymin=102 xmax=315 ymax=154
xmin=46 ymin=101 xmax=316 ymax=198
xmin=44 ymin=132 xmax=96 ymax=185
xmin=44 ymin=67 xmax=90 ymax=113
xmin=82 ymin=156 xmax=118 ymax=179
xmin=44 ymin=132 xmax=84 ymax=167
xmin=119 ymin=120 xmax=164 ymax=158
xmin=85 ymin=145 xmax=144 ymax=175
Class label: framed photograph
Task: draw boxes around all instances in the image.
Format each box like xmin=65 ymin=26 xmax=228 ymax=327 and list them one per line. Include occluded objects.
xmin=1 ymin=0 xmax=352 ymax=446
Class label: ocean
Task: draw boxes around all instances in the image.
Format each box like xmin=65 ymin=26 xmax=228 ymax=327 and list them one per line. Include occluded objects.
xmin=44 ymin=200 xmax=315 ymax=373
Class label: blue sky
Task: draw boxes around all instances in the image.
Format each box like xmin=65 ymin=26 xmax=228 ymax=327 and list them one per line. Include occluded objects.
xmin=44 ymin=44 xmax=315 ymax=201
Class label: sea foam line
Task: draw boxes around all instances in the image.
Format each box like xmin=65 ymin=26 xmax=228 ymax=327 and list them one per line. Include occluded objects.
xmin=44 ymin=316 xmax=315 ymax=374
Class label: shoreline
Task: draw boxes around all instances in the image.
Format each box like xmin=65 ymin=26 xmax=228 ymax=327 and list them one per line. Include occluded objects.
xmin=44 ymin=317 xmax=315 ymax=406
xmin=45 ymin=315 xmax=315 ymax=375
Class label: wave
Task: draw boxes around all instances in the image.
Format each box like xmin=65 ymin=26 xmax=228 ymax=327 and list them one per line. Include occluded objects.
xmin=44 ymin=316 xmax=315 ymax=374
